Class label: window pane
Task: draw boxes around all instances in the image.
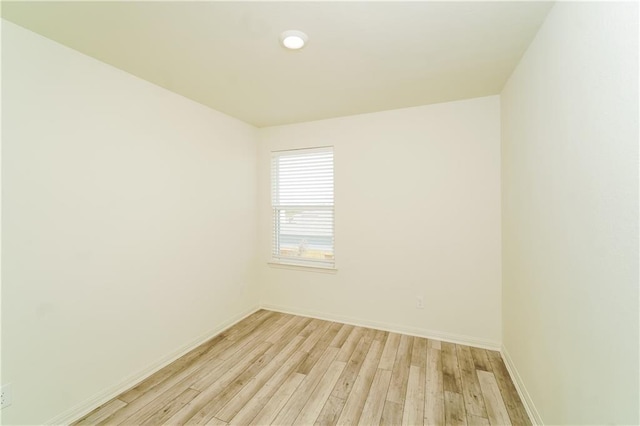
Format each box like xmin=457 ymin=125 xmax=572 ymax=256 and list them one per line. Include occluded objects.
xmin=271 ymin=147 xmax=334 ymax=267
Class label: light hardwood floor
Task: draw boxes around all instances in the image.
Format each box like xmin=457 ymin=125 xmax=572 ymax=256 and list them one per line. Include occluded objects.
xmin=73 ymin=310 xmax=531 ymax=425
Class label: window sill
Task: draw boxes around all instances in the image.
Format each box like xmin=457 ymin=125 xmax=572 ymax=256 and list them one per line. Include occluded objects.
xmin=267 ymin=261 xmax=338 ymax=274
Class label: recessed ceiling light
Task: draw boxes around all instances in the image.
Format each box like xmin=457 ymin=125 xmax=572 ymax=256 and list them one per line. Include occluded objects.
xmin=280 ymin=30 xmax=308 ymax=50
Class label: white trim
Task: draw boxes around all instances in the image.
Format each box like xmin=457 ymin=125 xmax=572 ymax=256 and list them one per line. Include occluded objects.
xmin=46 ymin=305 xmax=261 ymax=426
xmin=271 ymin=254 xmax=335 ymax=269
xmin=271 ymin=147 xmax=335 ymax=271
xmin=271 ymin=146 xmax=333 ymax=155
xmin=501 ymin=345 xmax=544 ymax=425
xmin=267 ymin=261 xmax=337 ymax=274
xmin=260 ymin=303 xmax=501 ymax=350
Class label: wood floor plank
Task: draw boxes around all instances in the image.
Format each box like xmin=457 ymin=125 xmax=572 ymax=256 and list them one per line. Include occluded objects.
xmin=300 ymin=320 xmax=333 ymax=353
xmin=336 ymin=339 xmax=384 ymax=425
xmin=248 ymin=372 xmax=306 ymax=426
xmin=264 ymin=315 xmax=306 ymax=344
xmin=204 ymin=418 xmax=227 ymax=426
xmin=373 ymin=329 xmax=388 ymax=343
xmin=442 ymin=342 xmax=463 ymax=394
xmin=297 ymin=322 xmax=342 ymax=375
xmin=428 ymin=339 xmax=442 ymax=350
xmin=444 ymin=391 xmax=467 ymax=426
xmin=402 ymin=364 xmax=425 ymax=426
xmin=227 ymin=350 xmax=308 ymax=425
xmin=331 ymin=329 xmax=375 ymax=400
xmin=330 ymin=324 xmax=354 ymax=349
xmin=140 ymin=387 xmax=199 ymax=426
xmin=189 ymin=330 xmax=282 ymax=393
xmin=358 ymin=368 xmax=392 ymax=426
xmin=215 ymin=335 xmax=306 ymax=422
xmin=224 ymin=310 xmax=273 ymax=341
xmin=487 ymin=351 xmax=532 ymax=426
xmin=477 ymin=370 xmax=511 ymax=426
xmin=408 ymin=336 xmax=427 ymax=425
xmin=190 ymin=340 xmax=273 ymax=393
xmin=470 ymin=347 xmax=492 ymax=372
xmin=73 ymin=399 xmax=127 ymax=425
xmin=381 ymin=400 xmax=403 ymax=425
xmin=299 ymin=318 xmax=322 ymax=338
xmin=387 ymin=334 xmax=414 ymax=404
xmin=456 ymin=344 xmax=487 ymax=419
xmin=76 ymin=312 xmax=529 ymax=426
xmin=425 ymin=348 xmax=445 ymax=426
xmin=272 ymin=347 xmax=340 ymax=425
xmin=153 ymin=342 xmax=273 ymax=425
xmin=177 ymin=323 xmax=312 ymax=426
xmin=379 ymin=332 xmax=401 ymax=370
xmin=467 ymin=414 xmax=490 ymax=425
xmin=411 ymin=337 xmax=428 ymax=370
xmin=336 ymin=326 xmax=365 ymax=362
xmin=294 ymin=360 xmax=346 ymax=425
xmin=219 ymin=313 xmax=285 ymax=360
xmin=314 ymin=395 xmax=344 ymax=426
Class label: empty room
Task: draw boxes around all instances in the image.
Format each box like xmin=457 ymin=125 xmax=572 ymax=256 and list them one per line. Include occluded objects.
xmin=1 ymin=1 xmax=638 ymax=425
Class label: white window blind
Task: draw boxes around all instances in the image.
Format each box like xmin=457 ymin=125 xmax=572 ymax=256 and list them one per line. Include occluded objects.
xmin=271 ymin=147 xmax=334 ymax=268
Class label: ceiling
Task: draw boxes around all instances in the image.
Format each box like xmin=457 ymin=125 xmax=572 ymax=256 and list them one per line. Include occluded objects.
xmin=2 ymin=1 xmax=553 ymax=127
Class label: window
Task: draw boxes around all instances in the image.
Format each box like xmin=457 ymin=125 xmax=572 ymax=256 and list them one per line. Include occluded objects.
xmin=271 ymin=147 xmax=334 ymax=268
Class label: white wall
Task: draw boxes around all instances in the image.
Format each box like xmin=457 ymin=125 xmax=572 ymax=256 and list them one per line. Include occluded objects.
xmin=501 ymin=2 xmax=639 ymax=424
xmin=258 ymin=96 xmax=502 ymax=347
xmin=1 ymin=20 xmax=259 ymax=425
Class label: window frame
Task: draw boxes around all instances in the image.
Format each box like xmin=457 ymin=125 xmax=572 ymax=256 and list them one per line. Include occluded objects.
xmin=270 ymin=146 xmax=336 ymax=270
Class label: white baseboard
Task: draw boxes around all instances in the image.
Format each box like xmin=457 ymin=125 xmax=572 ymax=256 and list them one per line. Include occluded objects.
xmin=260 ymin=303 xmax=501 ymax=351
xmin=501 ymin=345 xmax=543 ymax=425
xmin=46 ymin=305 xmax=261 ymax=426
